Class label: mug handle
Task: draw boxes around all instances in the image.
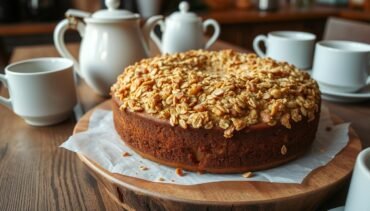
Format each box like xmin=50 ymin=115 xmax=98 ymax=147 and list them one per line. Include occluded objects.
xmin=53 ymin=10 xmax=87 ymax=78
xmin=253 ymin=35 xmax=268 ymax=57
xmin=367 ymin=61 xmax=370 ymax=85
xmin=0 ymin=74 xmax=12 ymax=109
xmin=203 ymin=19 xmax=220 ymax=49
xmin=150 ymin=20 xmax=165 ymax=54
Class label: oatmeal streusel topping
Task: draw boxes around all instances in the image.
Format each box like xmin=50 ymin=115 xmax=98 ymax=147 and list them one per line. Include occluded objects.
xmin=111 ymin=50 xmax=320 ymax=138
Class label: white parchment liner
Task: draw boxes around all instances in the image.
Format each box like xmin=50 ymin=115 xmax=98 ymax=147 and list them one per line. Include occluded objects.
xmin=61 ymin=106 xmax=350 ymax=185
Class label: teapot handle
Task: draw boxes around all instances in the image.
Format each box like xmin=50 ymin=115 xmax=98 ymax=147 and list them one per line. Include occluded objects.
xmin=203 ymin=19 xmax=220 ymax=49
xmin=150 ymin=20 xmax=165 ymax=54
xmin=53 ymin=15 xmax=86 ymax=79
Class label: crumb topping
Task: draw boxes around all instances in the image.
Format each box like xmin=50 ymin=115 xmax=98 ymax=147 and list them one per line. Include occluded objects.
xmin=111 ymin=50 xmax=320 ymax=138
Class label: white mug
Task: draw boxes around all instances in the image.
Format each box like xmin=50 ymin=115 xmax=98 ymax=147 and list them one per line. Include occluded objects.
xmin=0 ymin=58 xmax=77 ymax=126
xmin=344 ymin=147 xmax=370 ymax=211
xmin=312 ymin=40 xmax=370 ymax=93
xmin=253 ymin=31 xmax=316 ymax=69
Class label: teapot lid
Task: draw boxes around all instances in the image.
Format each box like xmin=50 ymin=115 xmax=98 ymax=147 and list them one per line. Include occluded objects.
xmin=168 ymin=1 xmax=200 ymax=22
xmin=91 ymin=0 xmax=139 ymax=20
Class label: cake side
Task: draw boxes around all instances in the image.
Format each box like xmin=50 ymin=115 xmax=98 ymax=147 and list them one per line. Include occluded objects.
xmin=112 ymin=98 xmax=320 ymax=173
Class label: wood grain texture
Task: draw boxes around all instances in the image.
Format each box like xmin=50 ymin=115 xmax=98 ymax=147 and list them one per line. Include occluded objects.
xmin=73 ymin=100 xmax=362 ymax=211
xmin=199 ymin=6 xmax=339 ymax=24
xmin=0 ymin=22 xmax=57 ymax=36
xmin=340 ymin=9 xmax=370 ymax=22
xmin=0 ymin=44 xmax=119 ymax=211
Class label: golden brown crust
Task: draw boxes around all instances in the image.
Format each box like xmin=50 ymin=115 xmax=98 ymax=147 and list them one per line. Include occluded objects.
xmin=111 ymin=50 xmax=321 ymax=138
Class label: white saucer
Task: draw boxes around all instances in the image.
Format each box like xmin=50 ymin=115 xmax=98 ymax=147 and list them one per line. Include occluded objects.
xmin=318 ymin=82 xmax=370 ymax=103
xmin=304 ymin=70 xmax=370 ymax=103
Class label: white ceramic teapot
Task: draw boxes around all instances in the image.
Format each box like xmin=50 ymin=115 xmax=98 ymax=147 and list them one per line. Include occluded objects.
xmin=54 ymin=0 xmax=162 ymax=96
xmin=151 ymin=1 xmax=220 ymax=54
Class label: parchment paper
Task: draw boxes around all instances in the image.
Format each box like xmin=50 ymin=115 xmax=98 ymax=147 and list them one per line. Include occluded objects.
xmin=61 ymin=106 xmax=350 ymax=185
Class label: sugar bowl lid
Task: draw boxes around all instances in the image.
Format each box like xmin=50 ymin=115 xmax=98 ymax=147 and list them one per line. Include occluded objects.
xmin=91 ymin=0 xmax=139 ymax=20
xmin=168 ymin=1 xmax=200 ymax=22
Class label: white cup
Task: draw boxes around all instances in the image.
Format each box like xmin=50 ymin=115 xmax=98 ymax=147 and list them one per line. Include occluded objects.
xmin=344 ymin=147 xmax=370 ymax=211
xmin=253 ymin=31 xmax=316 ymax=69
xmin=0 ymin=58 xmax=77 ymax=126
xmin=312 ymin=40 xmax=370 ymax=93
xmin=137 ymin=0 xmax=162 ymax=18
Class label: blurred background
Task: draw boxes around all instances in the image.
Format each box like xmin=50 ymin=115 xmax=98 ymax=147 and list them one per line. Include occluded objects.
xmin=0 ymin=0 xmax=369 ymax=69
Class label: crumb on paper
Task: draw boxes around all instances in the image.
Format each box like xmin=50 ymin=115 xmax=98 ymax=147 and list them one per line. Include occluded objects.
xmin=326 ymin=126 xmax=332 ymax=132
xmin=175 ymin=168 xmax=185 ymax=177
xmin=158 ymin=177 xmax=165 ymax=182
xmin=242 ymin=172 xmax=253 ymax=178
xmin=281 ymin=145 xmax=288 ymax=155
xmin=139 ymin=166 xmax=149 ymax=171
xmin=122 ymin=152 xmax=131 ymax=157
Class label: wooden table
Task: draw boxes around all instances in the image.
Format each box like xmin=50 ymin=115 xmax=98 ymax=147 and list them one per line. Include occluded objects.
xmin=0 ymin=22 xmax=59 ymax=68
xmin=0 ymin=22 xmax=57 ymax=36
xmin=0 ymin=41 xmax=369 ymax=211
xmin=200 ymin=6 xmax=339 ymax=24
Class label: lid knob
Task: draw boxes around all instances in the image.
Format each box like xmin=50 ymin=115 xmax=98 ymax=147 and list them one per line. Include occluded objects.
xmin=179 ymin=1 xmax=189 ymax=13
xmin=106 ymin=0 xmax=120 ymax=11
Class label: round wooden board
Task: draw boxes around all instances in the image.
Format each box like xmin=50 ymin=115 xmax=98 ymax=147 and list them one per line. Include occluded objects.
xmin=74 ymin=100 xmax=362 ymax=211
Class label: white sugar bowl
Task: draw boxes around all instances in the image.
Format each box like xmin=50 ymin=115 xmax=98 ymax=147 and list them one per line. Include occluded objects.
xmin=151 ymin=1 xmax=221 ymax=54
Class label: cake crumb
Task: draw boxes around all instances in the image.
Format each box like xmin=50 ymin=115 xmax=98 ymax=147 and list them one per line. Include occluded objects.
xmin=139 ymin=166 xmax=149 ymax=171
xmin=197 ymin=171 xmax=204 ymax=175
xmin=326 ymin=126 xmax=332 ymax=132
xmin=122 ymin=152 xmax=131 ymax=157
xmin=242 ymin=172 xmax=253 ymax=178
xmin=281 ymin=145 xmax=288 ymax=155
xmin=158 ymin=177 xmax=165 ymax=181
xmin=175 ymin=168 xmax=185 ymax=176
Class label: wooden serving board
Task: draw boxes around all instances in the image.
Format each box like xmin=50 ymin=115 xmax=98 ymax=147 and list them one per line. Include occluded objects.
xmin=74 ymin=100 xmax=362 ymax=211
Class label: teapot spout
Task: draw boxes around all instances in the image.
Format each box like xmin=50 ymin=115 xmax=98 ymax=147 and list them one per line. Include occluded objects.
xmin=142 ymin=15 xmax=163 ymax=55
